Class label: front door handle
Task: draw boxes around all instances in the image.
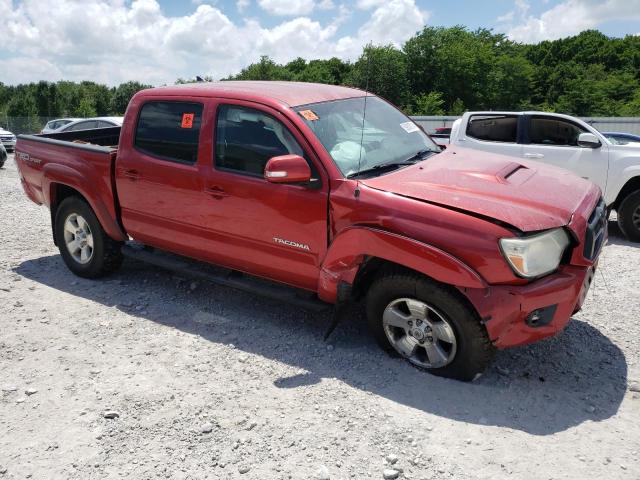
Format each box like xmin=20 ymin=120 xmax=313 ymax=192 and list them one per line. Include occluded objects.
xmin=523 ymin=153 xmax=544 ymax=159
xmin=204 ymin=186 xmax=229 ymax=199
xmin=122 ymin=168 xmax=140 ymax=181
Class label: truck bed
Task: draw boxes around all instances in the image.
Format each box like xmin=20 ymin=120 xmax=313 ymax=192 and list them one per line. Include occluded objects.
xmin=15 ymin=126 xmax=126 ymax=242
xmin=38 ymin=126 xmax=121 ymax=149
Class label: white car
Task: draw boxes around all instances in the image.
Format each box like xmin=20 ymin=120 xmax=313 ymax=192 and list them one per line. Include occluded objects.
xmin=449 ymin=111 xmax=640 ymax=241
xmin=55 ymin=116 xmax=123 ymax=132
xmin=41 ymin=118 xmax=82 ymax=134
xmin=0 ymin=126 xmax=17 ymax=153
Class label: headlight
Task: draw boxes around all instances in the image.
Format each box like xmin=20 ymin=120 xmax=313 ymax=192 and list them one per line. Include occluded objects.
xmin=499 ymin=228 xmax=570 ymax=278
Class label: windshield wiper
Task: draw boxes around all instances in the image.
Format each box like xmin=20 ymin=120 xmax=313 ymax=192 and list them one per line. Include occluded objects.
xmin=402 ymin=149 xmax=438 ymax=163
xmin=347 ymin=162 xmax=407 ymax=179
xmin=347 ymin=149 xmax=436 ymax=179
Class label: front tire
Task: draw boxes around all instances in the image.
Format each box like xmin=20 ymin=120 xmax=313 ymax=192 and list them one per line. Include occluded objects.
xmin=617 ymin=190 xmax=640 ymax=242
xmin=366 ymin=269 xmax=494 ymax=381
xmin=54 ymin=197 xmax=123 ymax=278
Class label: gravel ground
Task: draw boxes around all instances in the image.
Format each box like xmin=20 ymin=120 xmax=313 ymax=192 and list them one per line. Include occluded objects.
xmin=1 ymin=154 xmax=639 ymax=480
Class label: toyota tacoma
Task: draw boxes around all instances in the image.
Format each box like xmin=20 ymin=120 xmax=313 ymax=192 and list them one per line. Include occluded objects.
xmin=14 ymin=82 xmax=605 ymax=380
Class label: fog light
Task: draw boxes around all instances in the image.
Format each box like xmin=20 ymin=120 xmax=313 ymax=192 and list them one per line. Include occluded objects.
xmin=525 ymin=305 xmax=558 ymax=328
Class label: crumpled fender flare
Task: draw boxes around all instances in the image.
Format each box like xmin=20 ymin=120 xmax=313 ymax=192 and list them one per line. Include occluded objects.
xmin=43 ymin=163 xmax=127 ymax=242
xmin=318 ymin=226 xmax=486 ymax=303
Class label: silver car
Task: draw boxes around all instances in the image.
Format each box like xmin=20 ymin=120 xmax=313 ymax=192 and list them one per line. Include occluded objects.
xmin=41 ymin=118 xmax=82 ymax=134
xmin=56 ymin=117 xmax=123 ymax=132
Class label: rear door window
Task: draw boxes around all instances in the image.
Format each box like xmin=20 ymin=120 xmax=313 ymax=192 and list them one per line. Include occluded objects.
xmin=466 ymin=115 xmax=518 ymax=143
xmin=135 ymin=101 xmax=203 ymax=164
xmin=528 ymin=116 xmax=586 ymax=146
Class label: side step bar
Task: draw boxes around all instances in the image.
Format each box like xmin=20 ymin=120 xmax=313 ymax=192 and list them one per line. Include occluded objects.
xmin=121 ymin=244 xmax=330 ymax=313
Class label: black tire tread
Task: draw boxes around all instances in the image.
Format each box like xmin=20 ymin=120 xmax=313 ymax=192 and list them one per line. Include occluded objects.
xmin=54 ymin=196 xmax=123 ymax=278
xmin=366 ymin=266 xmax=494 ymax=381
xmin=617 ymin=190 xmax=640 ymax=242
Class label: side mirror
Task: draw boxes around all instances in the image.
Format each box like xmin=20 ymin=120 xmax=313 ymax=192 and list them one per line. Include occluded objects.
xmin=577 ymin=132 xmax=601 ymax=148
xmin=264 ymin=154 xmax=311 ymax=184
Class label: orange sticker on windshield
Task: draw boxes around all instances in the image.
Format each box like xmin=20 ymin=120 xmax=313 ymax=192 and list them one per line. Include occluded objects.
xmin=181 ymin=113 xmax=195 ymax=128
xmin=299 ymin=109 xmax=319 ymax=121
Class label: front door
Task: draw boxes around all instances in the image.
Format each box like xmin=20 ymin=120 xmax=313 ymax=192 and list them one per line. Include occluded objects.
xmin=521 ymin=115 xmax=609 ymax=192
xmin=199 ymin=101 xmax=329 ymax=291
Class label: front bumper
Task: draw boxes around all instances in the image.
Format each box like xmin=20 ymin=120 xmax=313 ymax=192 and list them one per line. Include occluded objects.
xmin=1 ymin=140 xmax=16 ymax=152
xmin=464 ymin=264 xmax=595 ymax=348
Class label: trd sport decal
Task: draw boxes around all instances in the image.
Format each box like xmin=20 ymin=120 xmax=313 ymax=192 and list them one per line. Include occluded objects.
xmin=273 ymin=237 xmax=311 ymax=251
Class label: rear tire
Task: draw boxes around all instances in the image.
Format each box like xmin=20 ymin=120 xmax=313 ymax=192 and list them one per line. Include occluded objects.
xmin=54 ymin=197 xmax=123 ymax=278
xmin=617 ymin=190 xmax=640 ymax=242
xmin=366 ymin=268 xmax=494 ymax=381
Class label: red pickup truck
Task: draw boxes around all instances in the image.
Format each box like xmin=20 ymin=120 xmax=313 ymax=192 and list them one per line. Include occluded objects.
xmin=15 ymin=81 xmax=606 ymax=381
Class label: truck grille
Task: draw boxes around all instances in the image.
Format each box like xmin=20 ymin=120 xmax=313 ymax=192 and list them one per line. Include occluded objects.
xmin=583 ymin=198 xmax=607 ymax=260
xmin=1 ymin=136 xmax=14 ymax=142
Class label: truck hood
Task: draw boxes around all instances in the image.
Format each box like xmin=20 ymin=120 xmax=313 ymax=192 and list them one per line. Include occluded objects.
xmin=362 ymin=146 xmax=598 ymax=232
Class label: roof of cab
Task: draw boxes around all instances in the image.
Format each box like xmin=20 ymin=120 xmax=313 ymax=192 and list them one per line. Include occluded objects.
xmin=140 ymin=81 xmax=367 ymax=107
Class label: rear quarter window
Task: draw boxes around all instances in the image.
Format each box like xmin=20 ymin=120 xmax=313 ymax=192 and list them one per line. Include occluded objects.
xmin=134 ymin=101 xmax=203 ymax=164
xmin=466 ymin=115 xmax=518 ymax=143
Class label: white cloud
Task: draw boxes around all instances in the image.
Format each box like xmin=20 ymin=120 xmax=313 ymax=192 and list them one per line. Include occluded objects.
xmin=500 ymin=0 xmax=640 ymax=43
xmin=236 ymin=0 xmax=250 ymax=12
xmin=317 ymin=0 xmax=335 ymax=10
xmin=1 ymin=0 xmax=427 ymax=86
xmin=257 ymin=0 xmax=315 ymax=16
xmin=338 ymin=0 xmax=427 ymax=54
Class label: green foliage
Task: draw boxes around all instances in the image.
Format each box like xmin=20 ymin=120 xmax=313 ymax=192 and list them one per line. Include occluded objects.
xmin=410 ymin=92 xmax=445 ymax=115
xmin=110 ymin=81 xmax=152 ymax=115
xmin=1 ymin=27 xmax=639 ymax=121
xmin=227 ymin=56 xmax=293 ymax=81
xmin=75 ymin=95 xmax=97 ymax=117
xmin=346 ymin=44 xmax=410 ymax=107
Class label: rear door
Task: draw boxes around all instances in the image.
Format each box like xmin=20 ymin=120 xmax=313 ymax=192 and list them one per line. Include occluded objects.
xmin=521 ymin=115 xmax=609 ymax=191
xmin=115 ymin=98 xmax=214 ymax=254
xmin=459 ymin=113 xmax=523 ymax=158
xmin=199 ymin=100 xmax=329 ymax=290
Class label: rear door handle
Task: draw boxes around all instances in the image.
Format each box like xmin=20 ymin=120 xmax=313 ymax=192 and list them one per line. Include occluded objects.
xmin=204 ymin=186 xmax=229 ymax=199
xmin=122 ymin=168 xmax=140 ymax=180
xmin=523 ymin=153 xmax=544 ymax=159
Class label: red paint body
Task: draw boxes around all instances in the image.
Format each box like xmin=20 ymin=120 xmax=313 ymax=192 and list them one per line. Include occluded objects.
xmin=15 ymin=81 xmax=603 ymax=349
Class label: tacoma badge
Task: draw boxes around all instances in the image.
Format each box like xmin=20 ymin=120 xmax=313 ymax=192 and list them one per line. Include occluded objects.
xmin=273 ymin=237 xmax=311 ymax=251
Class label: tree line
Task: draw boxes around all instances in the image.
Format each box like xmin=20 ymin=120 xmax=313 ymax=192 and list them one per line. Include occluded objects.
xmin=1 ymin=26 xmax=639 ymax=133
xmin=227 ymin=27 xmax=640 ymax=116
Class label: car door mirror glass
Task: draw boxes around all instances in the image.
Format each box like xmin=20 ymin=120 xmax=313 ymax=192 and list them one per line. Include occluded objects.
xmin=577 ymin=132 xmax=601 ymax=148
xmin=264 ymin=155 xmax=311 ymax=184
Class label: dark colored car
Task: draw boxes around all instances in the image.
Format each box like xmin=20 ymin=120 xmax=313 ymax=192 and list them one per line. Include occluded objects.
xmin=0 ymin=142 xmax=6 ymax=168
xmin=602 ymin=132 xmax=640 ymax=145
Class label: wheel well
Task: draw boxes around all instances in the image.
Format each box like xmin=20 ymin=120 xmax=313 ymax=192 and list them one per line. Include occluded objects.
xmin=351 ymin=256 xmax=484 ymax=321
xmin=613 ymin=176 xmax=640 ymax=211
xmin=49 ymin=184 xmax=87 ymax=246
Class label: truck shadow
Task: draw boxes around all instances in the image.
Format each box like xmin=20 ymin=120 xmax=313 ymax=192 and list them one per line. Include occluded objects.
xmin=15 ymin=254 xmax=628 ymax=436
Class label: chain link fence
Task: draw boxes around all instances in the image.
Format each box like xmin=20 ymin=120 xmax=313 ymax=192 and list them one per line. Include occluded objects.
xmin=0 ymin=117 xmax=61 ymax=135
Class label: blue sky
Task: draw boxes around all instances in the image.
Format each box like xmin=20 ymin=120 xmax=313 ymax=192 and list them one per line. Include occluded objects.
xmin=2 ymin=0 xmax=639 ymax=86
xmin=158 ymin=0 xmax=639 ymax=39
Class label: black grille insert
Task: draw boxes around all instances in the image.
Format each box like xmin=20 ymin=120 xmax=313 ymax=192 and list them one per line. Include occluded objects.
xmin=583 ymin=198 xmax=607 ymax=260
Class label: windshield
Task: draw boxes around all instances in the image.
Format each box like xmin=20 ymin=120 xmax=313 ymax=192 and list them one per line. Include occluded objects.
xmin=296 ymin=96 xmax=439 ymax=177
